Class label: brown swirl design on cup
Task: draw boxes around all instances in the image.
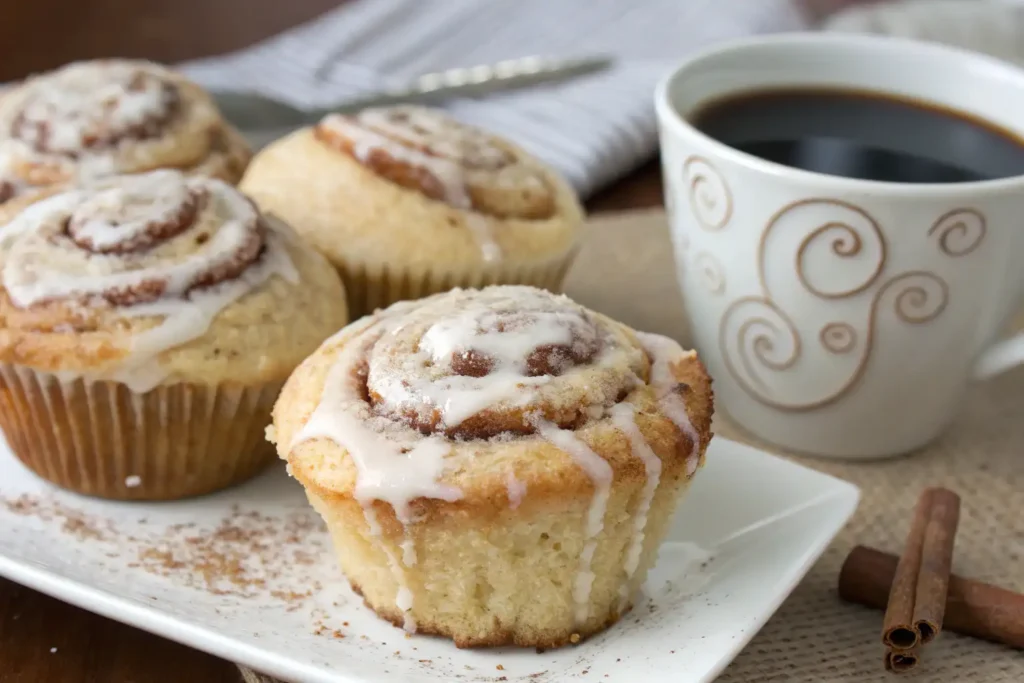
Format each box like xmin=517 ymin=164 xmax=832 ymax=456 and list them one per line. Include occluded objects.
xmin=928 ymin=208 xmax=986 ymax=257
xmin=721 ymin=297 xmax=801 ymax=398
xmin=693 ymin=251 xmax=725 ymax=295
xmin=886 ymin=271 xmax=949 ymax=323
xmin=786 ymin=200 xmax=887 ymax=299
xmin=683 ymin=156 xmax=732 ymax=230
xmin=819 ymin=322 xmax=856 ymax=354
xmin=719 ymin=200 xmax=980 ymax=412
xmin=731 ymin=299 xmax=801 ymax=393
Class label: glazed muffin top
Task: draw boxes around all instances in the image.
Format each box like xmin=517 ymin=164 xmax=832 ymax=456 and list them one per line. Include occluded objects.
xmin=0 ymin=59 xmax=250 ymax=203
xmin=0 ymin=170 xmax=347 ymax=391
xmin=240 ymin=106 xmax=585 ymax=268
xmin=272 ymin=285 xmax=713 ymax=523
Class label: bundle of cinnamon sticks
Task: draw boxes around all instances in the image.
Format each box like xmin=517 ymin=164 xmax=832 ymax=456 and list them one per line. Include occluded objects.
xmin=838 ymin=487 xmax=1024 ymax=673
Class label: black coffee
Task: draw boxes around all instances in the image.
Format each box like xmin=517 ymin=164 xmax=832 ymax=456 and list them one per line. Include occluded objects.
xmin=690 ymin=88 xmax=1024 ymax=183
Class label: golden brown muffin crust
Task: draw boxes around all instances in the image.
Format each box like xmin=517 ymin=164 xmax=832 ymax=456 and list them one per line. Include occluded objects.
xmin=345 ymin=576 xmax=627 ymax=649
xmin=0 ymin=59 xmax=251 ymax=197
xmin=275 ymin=286 xmax=713 ymax=526
xmin=314 ymin=106 xmax=558 ymax=220
xmin=0 ymin=171 xmax=348 ymax=388
xmin=240 ymin=108 xmax=584 ymax=270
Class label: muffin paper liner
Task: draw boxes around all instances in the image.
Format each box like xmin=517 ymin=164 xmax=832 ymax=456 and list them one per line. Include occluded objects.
xmin=0 ymin=364 xmax=281 ymax=500
xmin=339 ymin=250 xmax=578 ymax=319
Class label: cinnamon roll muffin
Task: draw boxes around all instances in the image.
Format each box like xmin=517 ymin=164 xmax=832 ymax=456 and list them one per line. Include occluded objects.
xmin=0 ymin=59 xmax=250 ymax=205
xmin=240 ymin=106 xmax=584 ymax=318
xmin=271 ymin=286 xmax=713 ymax=647
xmin=0 ymin=170 xmax=347 ymax=500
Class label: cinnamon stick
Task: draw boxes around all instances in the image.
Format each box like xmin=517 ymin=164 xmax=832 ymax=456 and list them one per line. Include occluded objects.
xmin=880 ymin=488 xmax=935 ymax=649
xmin=913 ymin=488 xmax=960 ymax=643
xmin=883 ymin=648 xmax=919 ymax=673
xmin=840 ymin=545 xmax=1024 ymax=649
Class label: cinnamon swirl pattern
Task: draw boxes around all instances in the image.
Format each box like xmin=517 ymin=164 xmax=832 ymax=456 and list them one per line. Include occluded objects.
xmin=719 ymin=200 xmax=985 ymax=411
xmin=241 ymin=106 xmax=585 ymax=319
xmin=275 ymin=286 xmax=713 ymax=647
xmin=316 ymin=106 xmax=556 ymax=224
xmin=0 ymin=60 xmax=250 ymax=196
xmin=0 ymin=169 xmax=349 ymax=499
xmin=0 ymin=170 xmax=296 ymax=389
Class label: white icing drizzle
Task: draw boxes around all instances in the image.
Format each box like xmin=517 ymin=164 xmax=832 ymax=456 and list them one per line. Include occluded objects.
xmin=364 ymin=505 xmax=417 ymax=632
xmin=505 ymin=471 xmax=526 ymax=510
xmin=373 ymin=362 xmax=550 ymax=431
xmin=464 ymin=214 xmax=501 ymax=264
xmin=318 ymin=108 xmax=505 ymax=262
xmin=2 ymin=177 xmax=255 ymax=306
xmin=16 ymin=62 xmax=171 ymax=155
xmin=400 ymin=538 xmax=417 ymax=567
xmin=0 ymin=61 xmax=187 ymax=182
xmin=0 ymin=171 xmax=299 ymax=393
xmin=320 ymin=113 xmax=472 ymax=209
xmin=609 ymin=402 xmax=662 ymax=611
xmin=536 ymin=419 xmax=612 ymax=626
xmin=108 ymin=232 xmax=297 ymax=393
xmin=421 ymin=307 xmax=573 ymax=364
xmin=296 ymin=329 xmax=463 ymax=514
xmin=65 ymin=174 xmax=192 ymax=251
xmin=636 ymin=332 xmax=702 ymax=477
xmin=293 ymin=321 xmax=463 ymax=631
xmin=372 ymin=299 xmax=593 ymax=427
xmin=357 ymin=107 xmax=509 ymax=169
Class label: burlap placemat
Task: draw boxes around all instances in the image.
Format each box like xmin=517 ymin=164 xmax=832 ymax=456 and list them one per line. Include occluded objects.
xmin=240 ymin=210 xmax=1024 ymax=682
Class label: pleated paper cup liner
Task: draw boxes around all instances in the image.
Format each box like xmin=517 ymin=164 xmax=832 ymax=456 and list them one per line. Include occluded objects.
xmin=0 ymin=364 xmax=282 ymax=501
xmin=338 ymin=250 xmax=579 ymax=319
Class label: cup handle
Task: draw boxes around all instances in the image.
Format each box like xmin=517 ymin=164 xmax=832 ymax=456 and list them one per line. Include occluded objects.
xmin=974 ymin=332 xmax=1024 ymax=380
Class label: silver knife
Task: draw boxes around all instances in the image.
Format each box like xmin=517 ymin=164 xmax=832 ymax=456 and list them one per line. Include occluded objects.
xmin=212 ymin=55 xmax=612 ymax=131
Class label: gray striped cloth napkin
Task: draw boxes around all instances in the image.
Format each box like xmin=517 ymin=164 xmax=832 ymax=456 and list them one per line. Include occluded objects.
xmin=181 ymin=0 xmax=811 ymax=198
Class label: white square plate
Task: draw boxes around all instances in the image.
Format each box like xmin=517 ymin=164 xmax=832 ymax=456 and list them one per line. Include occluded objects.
xmin=0 ymin=437 xmax=858 ymax=683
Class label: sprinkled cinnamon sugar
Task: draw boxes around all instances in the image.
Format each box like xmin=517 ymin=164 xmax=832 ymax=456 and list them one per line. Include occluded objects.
xmin=3 ymin=494 xmax=114 ymax=541
xmin=1 ymin=489 xmax=671 ymax=680
xmin=128 ymin=506 xmax=325 ymax=600
xmin=1 ymin=494 xmax=328 ymax=613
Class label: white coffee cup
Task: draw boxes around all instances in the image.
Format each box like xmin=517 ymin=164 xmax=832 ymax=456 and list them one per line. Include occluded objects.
xmin=656 ymin=33 xmax=1024 ymax=458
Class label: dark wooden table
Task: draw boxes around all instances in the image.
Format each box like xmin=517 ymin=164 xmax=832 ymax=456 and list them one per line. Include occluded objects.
xmin=0 ymin=2 xmax=662 ymax=681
